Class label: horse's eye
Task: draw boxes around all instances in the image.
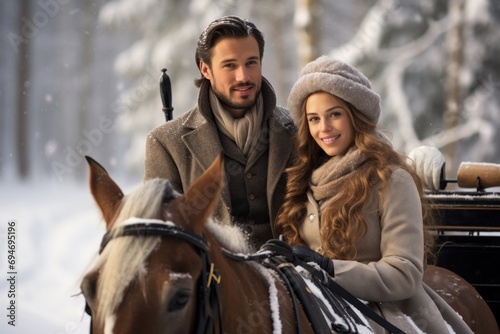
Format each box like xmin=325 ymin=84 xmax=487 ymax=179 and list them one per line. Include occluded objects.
xmin=81 ymin=270 xmax=98 ymax=312
xmin=167 ymin=290 xmax=191 ymax=311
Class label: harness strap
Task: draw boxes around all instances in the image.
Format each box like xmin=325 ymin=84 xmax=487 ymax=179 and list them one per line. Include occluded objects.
xmin=262 ymin=261 xmax=304 ymax=334
xmin=196 ymin=251 xmax=223 ymax=334
xmin=99 ymin=223 xmax=209 ymax=254
xmin=308 ymin=274 xmax=366 ymax=332
xmin=267 ymin=257 xmax=334 ymax=333
xmin=323 ymin=277 xmax=404 ymax=334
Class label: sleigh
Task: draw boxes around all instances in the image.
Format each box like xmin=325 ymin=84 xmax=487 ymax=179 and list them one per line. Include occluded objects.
xmin=425 ymin=162 xmax=500 ymax=324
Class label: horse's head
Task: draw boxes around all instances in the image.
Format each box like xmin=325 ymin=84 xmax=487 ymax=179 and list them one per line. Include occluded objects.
xmin=81 ymin=155 xmax=224 ymax=334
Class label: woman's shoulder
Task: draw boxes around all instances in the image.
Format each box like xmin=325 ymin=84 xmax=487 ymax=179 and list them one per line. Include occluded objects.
xmin=378 ymin=166 xmax=421 ymax=214
xmin=386 ymin=165 xmax=416 ymax=189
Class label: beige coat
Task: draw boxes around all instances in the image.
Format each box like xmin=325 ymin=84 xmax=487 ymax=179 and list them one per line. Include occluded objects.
xmin=144 ymin=78 xmax=296 ymax=235
xmin=300 ymin=168 xmax=472 ymax=334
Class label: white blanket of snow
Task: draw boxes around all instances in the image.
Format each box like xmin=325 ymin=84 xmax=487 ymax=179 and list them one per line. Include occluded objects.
xmin=0 ymin=178 xmax=137 ymax=334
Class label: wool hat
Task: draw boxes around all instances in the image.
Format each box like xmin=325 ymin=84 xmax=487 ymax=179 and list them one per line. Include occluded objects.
xmin=288 ymin=56 xmax=381 ymax=125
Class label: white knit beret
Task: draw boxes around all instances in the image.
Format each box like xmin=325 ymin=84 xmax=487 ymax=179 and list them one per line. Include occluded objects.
xmin=288 ymin=56 xmax=381 ymax=125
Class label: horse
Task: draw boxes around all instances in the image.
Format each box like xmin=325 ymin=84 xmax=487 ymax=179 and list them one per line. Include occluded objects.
xmin=80 ymin=154 xmax=495 ymax=333
xmin=423 ymin=264 xmax=499 ymax=334
xmin=80 ymin=155 xmax=324 ymax=334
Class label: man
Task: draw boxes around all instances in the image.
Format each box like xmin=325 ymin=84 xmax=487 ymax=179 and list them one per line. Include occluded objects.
xmin=144 ymin=16 xmax=296 ymax=250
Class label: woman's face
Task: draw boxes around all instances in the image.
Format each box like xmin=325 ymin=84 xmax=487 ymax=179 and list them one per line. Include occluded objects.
xmin=305 ymin=92 xmax=355 ymax=157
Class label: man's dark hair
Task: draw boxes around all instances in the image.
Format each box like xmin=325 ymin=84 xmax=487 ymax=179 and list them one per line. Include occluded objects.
xmin=194 ymin=16 xmax=265 ymax=88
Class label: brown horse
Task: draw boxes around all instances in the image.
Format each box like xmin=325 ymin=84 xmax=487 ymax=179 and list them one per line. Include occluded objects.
xmin=80 ymin=155 xmax=323 ymax=334
xmin=423 ymin=264 xmax=499 ymax=334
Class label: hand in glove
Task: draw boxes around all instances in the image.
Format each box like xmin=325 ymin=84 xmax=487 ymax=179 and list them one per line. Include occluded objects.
xmin=408 ymin=146 xmax=445 ymax=191
xmin=292 ymin=245 xmax=335 ymax=276
xmin=259 ymin=239 xmax=294 ymax=262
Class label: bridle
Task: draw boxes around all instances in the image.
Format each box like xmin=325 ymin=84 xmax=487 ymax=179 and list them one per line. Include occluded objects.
xmin=86 ymin=220 xmax=223 ymax=334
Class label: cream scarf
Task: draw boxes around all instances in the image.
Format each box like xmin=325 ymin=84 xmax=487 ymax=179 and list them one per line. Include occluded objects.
xmin=210 ymin=90 xmax=264 ymax=157
xmin=310 ymin=146 xmax=369 ymax=207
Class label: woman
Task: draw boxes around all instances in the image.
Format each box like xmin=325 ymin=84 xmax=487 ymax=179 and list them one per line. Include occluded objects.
xmin=275 ymin=56 xmax=471 ymax=333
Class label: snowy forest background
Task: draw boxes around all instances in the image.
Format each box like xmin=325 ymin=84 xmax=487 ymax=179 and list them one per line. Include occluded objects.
xmin=1 ymin=0 xmax=500 ymax=333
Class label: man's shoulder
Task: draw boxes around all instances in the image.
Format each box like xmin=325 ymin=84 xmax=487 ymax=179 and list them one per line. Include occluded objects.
xmin=148 ymin=107 xmax=199 ymax=139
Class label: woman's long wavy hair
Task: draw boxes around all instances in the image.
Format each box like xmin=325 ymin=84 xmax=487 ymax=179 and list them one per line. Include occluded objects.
xmin=275 ymin=92 xmax=435 ymax=263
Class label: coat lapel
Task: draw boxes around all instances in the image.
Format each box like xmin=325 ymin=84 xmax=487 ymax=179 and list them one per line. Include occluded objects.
xmin=181 ymin=111 xmax=232 ymax=208
xmin=182 ymin=118 xmax=221 ymax=170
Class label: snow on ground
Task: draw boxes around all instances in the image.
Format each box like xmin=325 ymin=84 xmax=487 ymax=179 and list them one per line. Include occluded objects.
xmin=0 ymin=177 xmax=138 ymax=334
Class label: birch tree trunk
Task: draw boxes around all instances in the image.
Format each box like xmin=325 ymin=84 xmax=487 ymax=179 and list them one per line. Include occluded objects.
xmin=16 ymin=0 xmax=31 ymax=179
xmin=443 ymin=0 xmax=464 ymax=175
xmin=294 ymin=0 xmax=320 ymax=69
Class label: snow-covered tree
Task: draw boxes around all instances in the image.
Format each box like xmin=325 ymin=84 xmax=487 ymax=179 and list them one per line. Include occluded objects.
xmin=331 ymin=0 xmax=500 ymax=175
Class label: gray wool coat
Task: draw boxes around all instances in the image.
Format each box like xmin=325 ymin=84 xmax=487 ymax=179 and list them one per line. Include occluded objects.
xmin=144 ymin=77 xmax=296 ymax=239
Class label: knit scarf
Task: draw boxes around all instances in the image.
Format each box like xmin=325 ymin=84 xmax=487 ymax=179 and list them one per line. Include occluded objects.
xmin=309 ymin=146 xmax=369 ymax=207
xmin=210 ymin=90 xmax=264 ymax=157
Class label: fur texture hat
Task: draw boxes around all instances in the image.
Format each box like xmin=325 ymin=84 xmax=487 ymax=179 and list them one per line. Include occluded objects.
xmin=288 ymin=56 xmax=381 ymax=125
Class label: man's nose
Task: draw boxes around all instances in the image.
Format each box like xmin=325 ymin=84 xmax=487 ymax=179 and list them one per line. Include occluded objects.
xmin=235 ymin=66 xmax=250 ymax=82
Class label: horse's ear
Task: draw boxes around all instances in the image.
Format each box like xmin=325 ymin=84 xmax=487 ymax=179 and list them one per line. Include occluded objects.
xmin=180 ymin=154 xmax=224 ymax=229
xmin=85 ymin=156 xmax=124 ymax=230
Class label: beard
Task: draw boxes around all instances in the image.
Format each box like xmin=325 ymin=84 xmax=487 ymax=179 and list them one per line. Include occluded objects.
xmin=212 ymin=82 xmax=261 ymax=112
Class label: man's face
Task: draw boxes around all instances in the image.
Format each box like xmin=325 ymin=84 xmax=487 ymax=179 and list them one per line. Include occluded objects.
xmin=200 ymin=36 xmax=262 ymax=118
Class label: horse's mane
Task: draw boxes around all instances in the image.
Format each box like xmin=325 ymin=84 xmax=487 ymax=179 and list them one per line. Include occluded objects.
xmin=92 ymin=178 xmax=251 ymax=325
xmin=94 ymin=178 xmax=168 ymax=324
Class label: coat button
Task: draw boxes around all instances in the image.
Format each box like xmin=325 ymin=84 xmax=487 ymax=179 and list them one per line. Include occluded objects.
xmin=249 ymin=194 xmax=255 ymax=200
xmin=246 ymin=172 xmax=252 ymax=179
xmin=308 ymin=214 xmax=315 ymax=221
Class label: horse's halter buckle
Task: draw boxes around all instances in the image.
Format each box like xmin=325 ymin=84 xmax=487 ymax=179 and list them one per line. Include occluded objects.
xmin=207 ymin=263 xmax=222 ymax=287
